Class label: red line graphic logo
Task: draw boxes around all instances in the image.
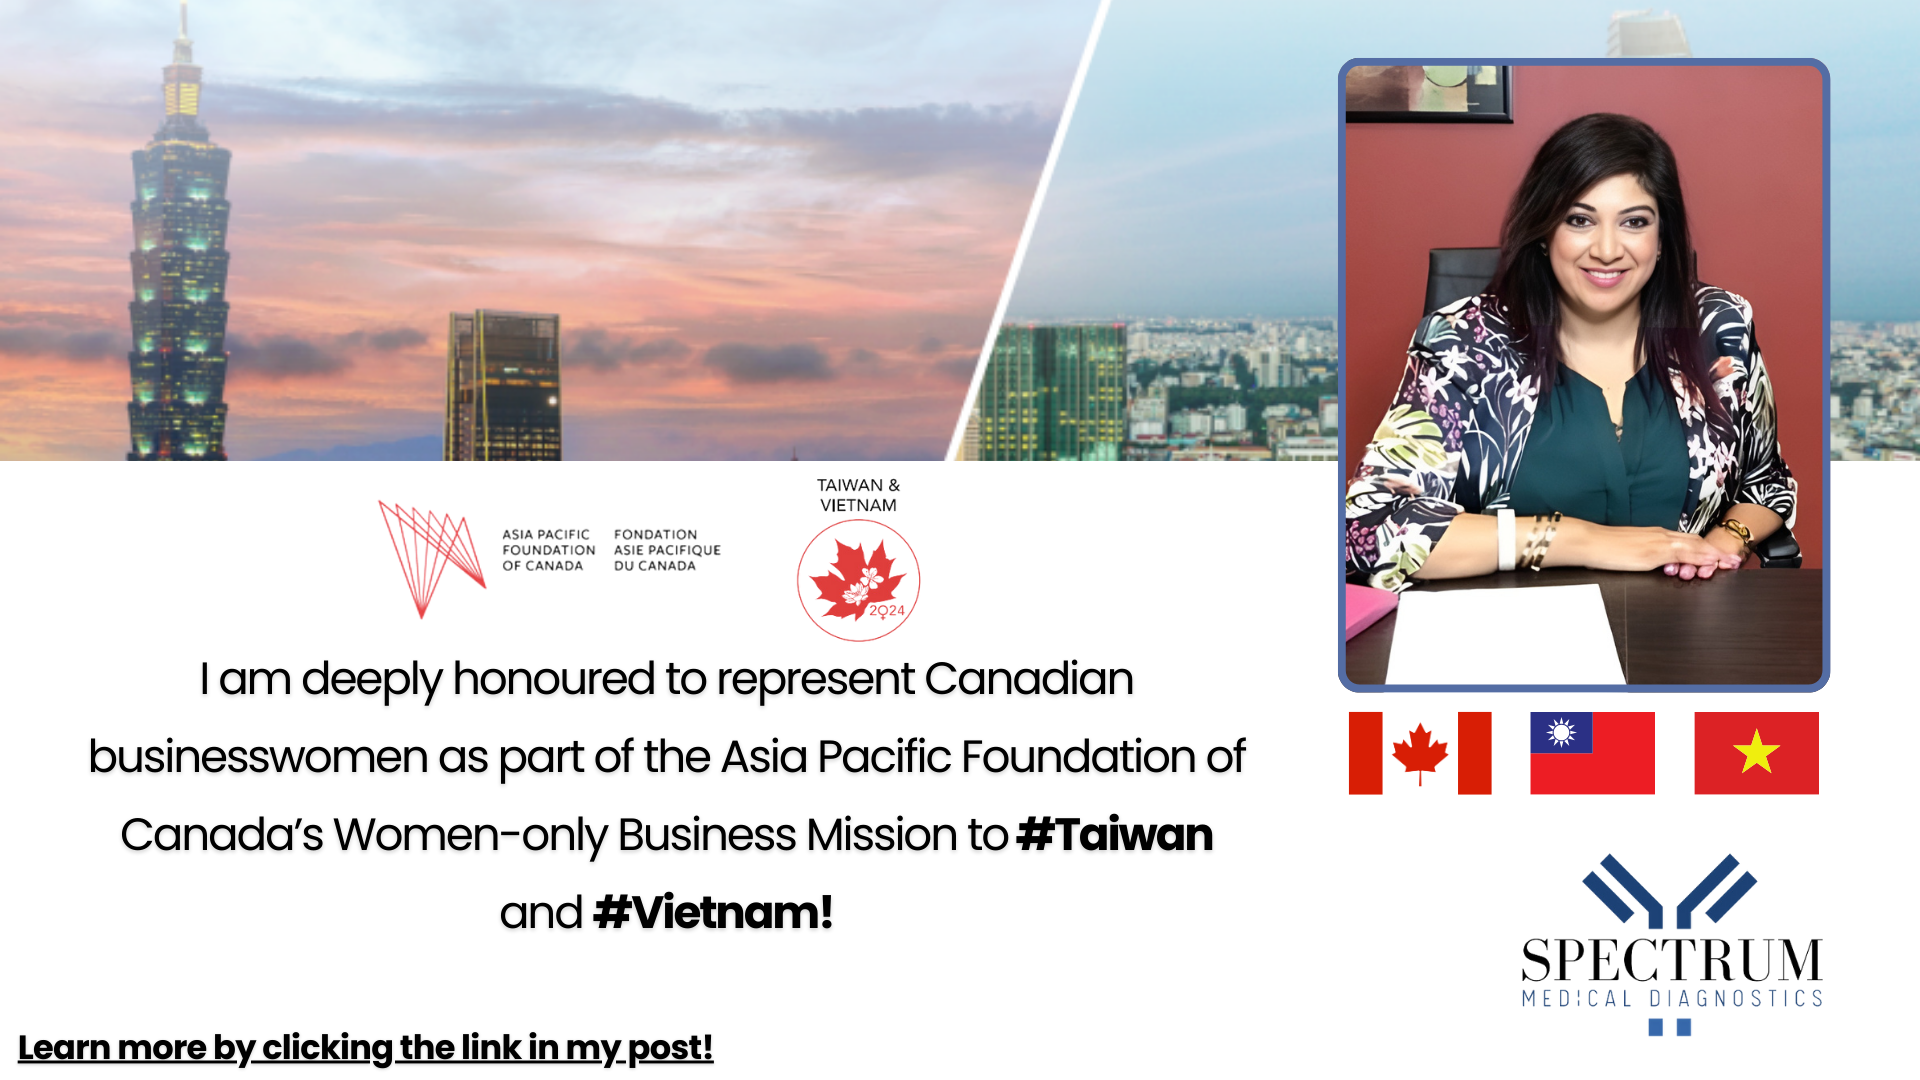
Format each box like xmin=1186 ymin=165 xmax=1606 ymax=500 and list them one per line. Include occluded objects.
xmin=378 ymin=502 xmax=486 ymax=617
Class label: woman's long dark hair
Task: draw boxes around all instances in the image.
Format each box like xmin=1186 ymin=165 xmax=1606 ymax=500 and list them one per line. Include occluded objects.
xmin=1488 ymin=112 xmax=1721 ymax=419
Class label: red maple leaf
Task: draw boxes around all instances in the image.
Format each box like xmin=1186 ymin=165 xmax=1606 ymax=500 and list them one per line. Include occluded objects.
xmin=1391 ymin=724 xmax=1449 ymax=787
xmin=809 ymin=540 xmax=905 ymax=620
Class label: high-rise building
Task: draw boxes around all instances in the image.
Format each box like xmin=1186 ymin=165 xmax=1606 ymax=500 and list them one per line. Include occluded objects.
xmin=444 ymin=310 xmax=563 ymax=460
xmin=974 ymin=324 xmax=1125 ymax=461
xmin=1606 ymin=9 xmax=1692 ymax=57
xmin=127 ymin=2 xmax=232 ymax=460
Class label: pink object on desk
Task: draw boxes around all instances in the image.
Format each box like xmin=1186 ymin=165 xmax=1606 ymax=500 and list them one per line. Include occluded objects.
xmin=1344 ymin=584 xmax=1398 ymax=640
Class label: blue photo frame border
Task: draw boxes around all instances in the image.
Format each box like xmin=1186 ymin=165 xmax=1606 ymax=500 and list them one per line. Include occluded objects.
xmin=1333 ymin=57 xmax=1833 ymax=694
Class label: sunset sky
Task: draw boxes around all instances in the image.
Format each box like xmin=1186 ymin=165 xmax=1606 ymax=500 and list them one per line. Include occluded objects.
xmin=0 ymin=0 xmax=1097 ymax=460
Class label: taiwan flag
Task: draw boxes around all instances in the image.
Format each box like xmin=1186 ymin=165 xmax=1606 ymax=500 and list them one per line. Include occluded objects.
xmin=1528 ymin=712 xmax=1654 ymax=794
xmin=1348 ymin=712 xmax=1492 ymax=794
xmin=1694 ymin=712 xmax=1819 ymax=794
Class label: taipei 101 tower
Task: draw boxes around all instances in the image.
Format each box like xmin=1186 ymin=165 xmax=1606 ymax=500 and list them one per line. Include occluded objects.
xmin=127 ymin=2 xmax=232 ymax=460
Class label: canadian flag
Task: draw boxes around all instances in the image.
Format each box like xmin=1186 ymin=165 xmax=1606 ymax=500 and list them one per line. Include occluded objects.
xmin=1347 ymin=711 xmax=1491 ymax=795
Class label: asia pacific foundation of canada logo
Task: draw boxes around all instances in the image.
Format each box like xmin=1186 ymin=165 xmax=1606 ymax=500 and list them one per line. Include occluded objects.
xmin=378 ymin=501 xmax=486 ymax=618
xmin=796 ymin=519 xmax=919 ymax=641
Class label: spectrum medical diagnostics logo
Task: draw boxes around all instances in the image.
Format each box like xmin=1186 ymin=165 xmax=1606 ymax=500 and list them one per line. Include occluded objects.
xmin=796 ymin=519 xmax=919 ymax=642
xmin=1520 ymin=852 xmax=1823 ymax=1038
xmin=1581 ymin=854 xmax=1756 ymax=930
xmin=378 ymin=502 xmax=486 ymax=618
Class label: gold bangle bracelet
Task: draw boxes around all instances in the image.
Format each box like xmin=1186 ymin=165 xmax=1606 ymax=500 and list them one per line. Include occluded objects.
xmin=1718 ymin=519 xmax=1754 ymax=556
xmin=1524 ymin=512 xmax=1561 ymax=571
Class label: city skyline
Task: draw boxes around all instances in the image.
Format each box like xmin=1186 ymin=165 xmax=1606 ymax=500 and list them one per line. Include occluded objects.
xmin=12 ymin=4 xmax=1916 ymax=461
xmin=1830 ymin=320 xmax=1920 ymax=460
xmin=0 ymin=0 xmax=1098 ymax=460
xmin=962 ymin=315 xmax=1336 ymax=461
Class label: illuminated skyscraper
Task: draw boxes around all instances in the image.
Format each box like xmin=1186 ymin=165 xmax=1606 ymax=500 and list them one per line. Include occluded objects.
xmin=127 ymin=2 xmax=233 ymax=460
xmin=974 ymin=324 xmax=1125 ymax=461
xmin=444 ymin=311 xmax=563 ymax=460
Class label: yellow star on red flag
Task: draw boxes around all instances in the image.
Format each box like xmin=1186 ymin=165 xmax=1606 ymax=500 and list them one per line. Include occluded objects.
xmin=1734 ymin=730 xmax=1780 ymax=773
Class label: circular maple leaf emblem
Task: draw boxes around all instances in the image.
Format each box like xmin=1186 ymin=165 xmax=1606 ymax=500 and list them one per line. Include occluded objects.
xmin=796 ymin=519 xmax=920 ymax=641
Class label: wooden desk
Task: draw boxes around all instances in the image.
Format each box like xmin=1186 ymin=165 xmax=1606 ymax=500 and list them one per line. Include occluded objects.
xmin=1344 ymin=568 xmax=1824 ymax=686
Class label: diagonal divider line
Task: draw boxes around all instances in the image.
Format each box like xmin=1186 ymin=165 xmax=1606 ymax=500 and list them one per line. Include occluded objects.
xmin=943 ymin=0 xmax=1112 ymax=460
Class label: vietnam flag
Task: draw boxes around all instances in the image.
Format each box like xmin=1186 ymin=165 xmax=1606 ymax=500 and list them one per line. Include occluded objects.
xmin=1347 ymin=712 xmax=1491 ymax=794
xmin=1694 ymin=712 xmax=1819 ymax=794
xmin=1528 ymin=712 xmax=1655 ymax=794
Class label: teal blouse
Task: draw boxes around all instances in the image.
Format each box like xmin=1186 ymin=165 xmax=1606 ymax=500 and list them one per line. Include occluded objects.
xmin=1506 ymin=363 xmax=1688 ymax=527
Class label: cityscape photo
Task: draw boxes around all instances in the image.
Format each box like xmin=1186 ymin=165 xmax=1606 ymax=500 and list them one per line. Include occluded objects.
xmin=957 ymin=319 xmax=1337 ymax=461
xmin=971 ymin=4 xmax=1916 ymax=462
xmin=0 ymin=0 xmax=1098 ymax=460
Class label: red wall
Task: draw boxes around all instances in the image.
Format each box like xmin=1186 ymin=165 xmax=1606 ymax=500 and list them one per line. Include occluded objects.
xmin=1344 ymin=65 xmax=1825 ymax=568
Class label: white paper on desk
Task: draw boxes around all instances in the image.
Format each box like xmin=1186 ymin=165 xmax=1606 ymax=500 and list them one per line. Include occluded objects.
xmin=1384 ymin=583 xmax=1626 ymax=685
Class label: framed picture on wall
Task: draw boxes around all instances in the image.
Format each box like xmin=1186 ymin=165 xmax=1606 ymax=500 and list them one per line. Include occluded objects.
xmin=1345 ymin=65 xmax=1513 ymax=122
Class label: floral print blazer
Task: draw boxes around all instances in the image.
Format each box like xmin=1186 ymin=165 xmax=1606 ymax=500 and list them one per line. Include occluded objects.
xmin=1345 ymin=286 xmax=1796 ymax=591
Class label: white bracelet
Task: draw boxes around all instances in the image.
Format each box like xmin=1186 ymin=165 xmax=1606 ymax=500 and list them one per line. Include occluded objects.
xmin=1496 ymin=509 xmax=1516 ymax=572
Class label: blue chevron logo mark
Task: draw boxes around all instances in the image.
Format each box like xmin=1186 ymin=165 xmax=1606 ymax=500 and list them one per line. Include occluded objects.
xmin=1583 ymin=854 xmax=1760 ymax=929
xmin=1583 ymin=854 xmax=1665 ymax=928
xmin=1675 ymin=855 xmax=1759 ymax=929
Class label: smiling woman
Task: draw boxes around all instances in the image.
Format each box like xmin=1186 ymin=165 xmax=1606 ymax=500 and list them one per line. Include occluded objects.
xmin=1344 ymin=112 xmax=1797 ymax=591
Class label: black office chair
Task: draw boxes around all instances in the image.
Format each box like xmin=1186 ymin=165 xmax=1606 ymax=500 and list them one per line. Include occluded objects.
xmin=1413 ymin=248 xmax=1503 ymax=351
xmin=1418 ymin=247 xmax=1802 ymax=568
xmin=1424 ymin=247 xmax=1502 ymax=314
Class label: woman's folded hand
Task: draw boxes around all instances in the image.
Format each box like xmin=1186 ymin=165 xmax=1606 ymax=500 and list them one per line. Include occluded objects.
xmin=1567 ymin=523 xmax=1742 ymax=577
